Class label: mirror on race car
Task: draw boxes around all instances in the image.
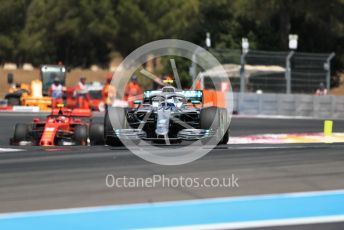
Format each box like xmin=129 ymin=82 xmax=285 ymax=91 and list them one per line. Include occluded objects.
xmin=133 ymin=100 xmax=142 ymax=105
xmin=191 ymin=100 xmax=201 ymax=105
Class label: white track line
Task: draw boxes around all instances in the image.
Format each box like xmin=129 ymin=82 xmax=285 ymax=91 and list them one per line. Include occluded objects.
xmin=1 ymin=189 xmax=344 ymax=219
xmin=151 ymin=215 xmax=344 ymax=230
xmin=0 ymin=148 xmax=24 ymax=153
xmin=232 ymin=114 xmax=340 ymax=120
xmin=227 ymin=133 xmax=344 ymax=145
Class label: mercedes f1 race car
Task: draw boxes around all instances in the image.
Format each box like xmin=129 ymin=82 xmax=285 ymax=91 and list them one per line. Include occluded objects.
xmin=104 ymin=86 xmax=230 ymax=146
xmin=10 ymin=106 xmax=104 ymax=146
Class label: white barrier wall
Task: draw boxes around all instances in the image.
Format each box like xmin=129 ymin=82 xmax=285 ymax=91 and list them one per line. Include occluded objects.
xmin=231 ymin=93 xmax=344 ymax=119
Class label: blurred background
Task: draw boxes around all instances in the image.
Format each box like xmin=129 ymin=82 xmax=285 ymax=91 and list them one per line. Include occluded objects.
xmin=0 ymin=0 xmax=343 ymax=97
xmin=1 ymin=2 xmax=344 ymax=228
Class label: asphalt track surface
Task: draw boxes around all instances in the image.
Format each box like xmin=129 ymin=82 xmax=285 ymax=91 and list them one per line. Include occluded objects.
xmin=1 ymin=112 xmax=344 ymax=229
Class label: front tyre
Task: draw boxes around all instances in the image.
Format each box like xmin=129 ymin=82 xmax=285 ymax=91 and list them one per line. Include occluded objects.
xmin=200 ymin=107 xmax=220 ymax=145
xmin=220 ymin=128 xmax=230 ymax=145
xmin=13 ymin=123 xmax=29 ymax=142
xmin=200 ymin=107 xmax=229 ymax=145
xmin=74 ymin=125 xmax=88 ymax=145
xmin=219 ymin=108 xmax=230 ymax=145
xmin=104 ymin=107 xmax=127 ymax=146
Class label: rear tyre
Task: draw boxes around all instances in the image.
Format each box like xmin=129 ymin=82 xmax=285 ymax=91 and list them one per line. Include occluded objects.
xmin=200 ymin=107 xmax=220 ymax=130
xmin=220 ymin=128 xmax=230 ymax=145
xmin=74 ymin=125 xmax=88 ymax=145
xmin=219 ymin=108 xmax=230 ymax=145
xmin=89 ymin=123 xmax=105 ymax=145
xmin=13 ymin=123 xmax=29 ymax=142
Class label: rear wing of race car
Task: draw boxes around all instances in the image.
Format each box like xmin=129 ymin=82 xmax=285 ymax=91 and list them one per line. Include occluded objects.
xmin=144 ymin=90 xmax=203 ymax=102
xmin=51 ymin=108 xmax=92 ymax=117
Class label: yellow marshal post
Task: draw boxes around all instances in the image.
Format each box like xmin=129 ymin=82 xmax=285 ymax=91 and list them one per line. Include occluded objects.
xmin=324 ymin=120 xmax=333 ymax=144
xmin=324 ymin=120 xmax=333 ymax=137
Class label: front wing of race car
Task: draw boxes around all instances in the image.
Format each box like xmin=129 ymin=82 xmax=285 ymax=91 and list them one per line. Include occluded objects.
xmin=106 ymin=128 xmax=215 ymax=142
xmin=10 ymin=126 xmax=78 ymax=146
xmin=105 ymin=106 xmax=216 ymax=143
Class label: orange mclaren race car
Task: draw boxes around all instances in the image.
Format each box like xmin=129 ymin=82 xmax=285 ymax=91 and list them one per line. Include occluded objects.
xmin=10 ymin=105 xmax=104 ymax=146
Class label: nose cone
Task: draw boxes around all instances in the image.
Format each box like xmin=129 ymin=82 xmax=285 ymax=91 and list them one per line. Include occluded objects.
xmin=155 ymin=109 xmax=171 ymax=136
xmin=40 ymin=140 xmax=54 ymax=146
xmin=156 ymin=119 xmax=169 ymax=136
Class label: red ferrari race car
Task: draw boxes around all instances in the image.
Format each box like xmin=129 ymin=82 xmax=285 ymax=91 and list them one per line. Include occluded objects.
xmin=10 ymin=106 xmax=104 ymax=146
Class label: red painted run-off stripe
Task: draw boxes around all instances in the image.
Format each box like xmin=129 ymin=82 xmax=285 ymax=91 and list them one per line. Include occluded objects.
xmin=0 ymin=106 xmax=13 ymax=111
xmin=228 ymin=133 xmax=344 ymax=144
xmin=0 ymin=106 xmax=42 ymax=112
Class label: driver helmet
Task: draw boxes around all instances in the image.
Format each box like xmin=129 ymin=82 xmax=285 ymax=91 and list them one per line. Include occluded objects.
xmin=53 ymin=77 xmax=60 ymax=85
xmin=56 ymin=116 xmax=66 ymax=123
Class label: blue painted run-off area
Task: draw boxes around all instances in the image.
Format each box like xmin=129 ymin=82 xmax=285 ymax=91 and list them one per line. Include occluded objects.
xmin=0 ymin=190 xmax=344 ymax=230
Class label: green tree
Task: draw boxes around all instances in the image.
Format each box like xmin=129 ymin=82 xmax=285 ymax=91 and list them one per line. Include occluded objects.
xmin=194 ymin=0 xmax=240 ymax=49
xmin=114 ymin=0 xmax=199 ymax=56
xmin=0 ymin=0 xmax=343 ymax=72
xmin=20 ymin=0 xmax=118 ymax=67
xmin=0 ymin=0 xmax=30 ymax=63
xmin=234 ymin=0 xmax=344 ymax=68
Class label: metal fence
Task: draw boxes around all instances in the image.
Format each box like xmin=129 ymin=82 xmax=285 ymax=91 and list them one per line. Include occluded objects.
xmin=196 ymin=48 xmax=335 ymax=94
xmin=231 ymin=92 xmax=344 ymax=119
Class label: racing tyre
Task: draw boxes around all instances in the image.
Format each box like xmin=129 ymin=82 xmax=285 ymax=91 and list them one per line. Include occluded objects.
xmin=219 ymin=108 xmax=230 ymax=145
xmin=89 ymin=123 xmax=105 ymax=145
xmin=74 ymin=125 xmax=88 ymax=145
xmin=220 ymin=128 xmax=230 ymax=145
xmin=13 ymin=123 xmax=29 ymax=142
xmin=200 ymin=107 xmax=222 ymax=145
xmin=104 ymin=107 xmax=127 ymax=146
xmin=200 ymin=106 xmax=220 ymax=130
